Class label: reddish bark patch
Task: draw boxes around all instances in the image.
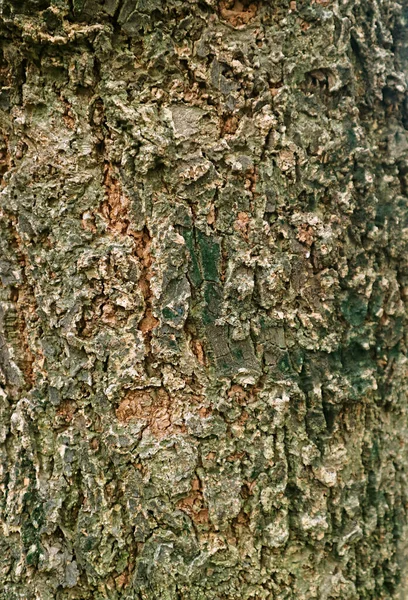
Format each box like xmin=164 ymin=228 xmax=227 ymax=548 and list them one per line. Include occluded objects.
xmin=116 ymin=388 xmax=185 ymax=437
xmin=6 ymin=219 xmax=37 ymax=391
xmin=198 ymin=405 xmax=212 ymax=418
xmin=177 ymin=477 xmax=209 ymax=524
xmin=115 ymin=570 xmax=130 ymax=590
xmin=191 ymin=339 xmax=206 ymax=366
xmin=0 ymin=137 xmax=11 ymax=187
xmin=101 ymin=163 xmax=130 ymax=234
xmin=56 ymin=400 xmax=77 ymax=424
xmin=270 ymin=82 xmax=283 ymax=97
xmin=206 ymin=203 xmax=216 ymax=227
xmin=60 ymin=97 xmax=76 ymax=130
xmin=14 ymin=287 xmax=36 ymax=389
xmin=234 ymin=211 xmax=250 ymax=241
xmin=138 ymin=309 xmax=159 ymax=333
xmin=245 ymin=166 xmax=258 ymax=204
xmin=297 ymin=224 xmax=314 ymax=247
xmin=220 ymin=115 xmax=240 ymax=136
xmin=131 ymin=228 xmax=159 ymax=340
xmin=226 ymin=451 xmax=245 ymax=462
xmin=219 ymin=0 xmax=258 ymax=26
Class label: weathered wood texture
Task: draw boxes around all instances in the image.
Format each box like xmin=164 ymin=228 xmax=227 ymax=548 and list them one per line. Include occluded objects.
xmin=0 ymin=0 xmax=408 ymax=598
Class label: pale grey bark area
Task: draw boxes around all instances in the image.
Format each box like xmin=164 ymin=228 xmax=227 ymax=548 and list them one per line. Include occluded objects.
xmin=0 ymin=0 xmax=408 ymax=598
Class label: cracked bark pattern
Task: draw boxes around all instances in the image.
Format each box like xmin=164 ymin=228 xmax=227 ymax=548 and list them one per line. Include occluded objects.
xmin=0 ymin=0 xmax=408 ymax=598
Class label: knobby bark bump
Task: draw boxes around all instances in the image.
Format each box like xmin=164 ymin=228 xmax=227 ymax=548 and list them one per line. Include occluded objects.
xmin=0 ymin=0 xmax=408 ymax=598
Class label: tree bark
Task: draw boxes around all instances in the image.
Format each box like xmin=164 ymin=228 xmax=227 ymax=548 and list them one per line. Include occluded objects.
xmin=0 ymin=0 xmax=408 ymax=598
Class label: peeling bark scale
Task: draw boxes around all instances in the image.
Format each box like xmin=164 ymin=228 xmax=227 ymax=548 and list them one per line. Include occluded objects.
xmin=0 ymin=0 xmax=408 ymax=598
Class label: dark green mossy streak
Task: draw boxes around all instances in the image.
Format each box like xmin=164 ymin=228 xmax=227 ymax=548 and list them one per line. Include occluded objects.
xmin=341 ymin=292 xmax=369 ymax=326
xmin=181 ymin=228 xmax=202 ymax=288
xmin=196 ymin=230 xmax=221 ymax=283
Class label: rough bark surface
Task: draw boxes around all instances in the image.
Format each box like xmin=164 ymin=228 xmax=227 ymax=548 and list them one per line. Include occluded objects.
xmin=0 ymin=0 xmax=408 ymax=598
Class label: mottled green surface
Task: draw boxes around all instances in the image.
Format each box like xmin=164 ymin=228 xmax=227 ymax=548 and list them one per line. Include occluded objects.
xmin=0 ymin=0 xmax=408 ymax=598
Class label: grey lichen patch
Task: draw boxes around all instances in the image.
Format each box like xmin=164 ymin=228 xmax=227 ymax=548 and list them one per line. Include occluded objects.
xmin=168 ymin=105 xmax=206 ymax=140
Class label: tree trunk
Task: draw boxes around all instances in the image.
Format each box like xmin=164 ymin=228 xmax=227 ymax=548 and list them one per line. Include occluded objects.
xmin=0 ymin=0 xmax=408 ymax=598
